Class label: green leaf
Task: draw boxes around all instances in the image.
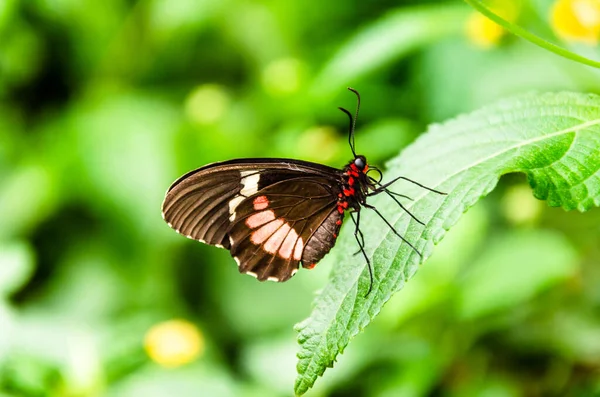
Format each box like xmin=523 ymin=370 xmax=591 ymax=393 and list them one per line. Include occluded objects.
xmin=294 ymin=92 xmax=600 ymax=395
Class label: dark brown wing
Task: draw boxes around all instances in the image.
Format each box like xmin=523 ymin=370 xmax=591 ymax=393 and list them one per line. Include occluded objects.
xmin=161 ymin=158 xmax=340 ymax=250
xmin=227 ymin=176 xmax=344 ymax=282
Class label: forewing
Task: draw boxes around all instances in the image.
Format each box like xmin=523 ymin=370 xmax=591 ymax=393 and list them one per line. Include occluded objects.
xmin=228 ymin=177 xmax=340 ymax=282
xmin=162 ymin=168 xmax=241 ymax=248
xmin=161 ymin=159 xmax=340 ymax=250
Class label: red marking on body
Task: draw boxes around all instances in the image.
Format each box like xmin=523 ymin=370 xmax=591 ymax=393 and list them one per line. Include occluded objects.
xmin=363 ymin=164 xmax=369 ymax=173
xmin=250 ymin=218 xmax=283 ymax=244
xmin=338 ymin=193 xmax=343 ymax=198
xmin=253 ymin=195 xmax=269 ymax=210
xmin=336 ymin=220 xmax=342 ymax=226
xmin=306 ymin=263 xmax=316 ymax=269
xmin=337 ymin=201 xmax=349 ymax=214
xmin=348 ymin=177 xmax=354 ymax=186
xmin=246 ymin=210 xmax=276 ymax=229
xmin=343 ymin=187 xmax=355 ymax=196
xmin=333 ymin=233 xmax=337 ymax=238
xmin=348 ymin=164 xmax=360 ymax=177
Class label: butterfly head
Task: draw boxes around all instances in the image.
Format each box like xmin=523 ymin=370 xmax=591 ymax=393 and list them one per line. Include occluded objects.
xmin=352 ymin=155 xmax=368 ymax=173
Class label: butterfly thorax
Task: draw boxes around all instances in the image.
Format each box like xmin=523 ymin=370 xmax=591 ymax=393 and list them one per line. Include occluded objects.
xmin=337 ymin=155 xmax=370 ymax=213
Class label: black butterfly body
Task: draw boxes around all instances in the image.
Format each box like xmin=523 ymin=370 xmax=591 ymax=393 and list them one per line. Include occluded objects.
xmin=162 ymin=89 xmax=444 ymax=291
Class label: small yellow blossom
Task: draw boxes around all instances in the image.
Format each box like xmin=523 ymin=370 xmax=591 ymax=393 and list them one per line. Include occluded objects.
xmin=466 ymin=12 xmax=506 ymax=48
xmin=551 ymin=0 xmax=600 ymax=44
xmin=465 ymin=1 xmax=521 ymax=48
xmin=144 ymin=319 xmax=204 ymax=367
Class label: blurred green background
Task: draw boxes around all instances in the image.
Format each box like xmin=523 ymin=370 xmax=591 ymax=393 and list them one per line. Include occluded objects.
xmin=1 ymin=0 xmax=600 ymax=396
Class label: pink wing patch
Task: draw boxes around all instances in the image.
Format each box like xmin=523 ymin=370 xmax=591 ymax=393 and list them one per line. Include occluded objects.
xmin=249 ymin=218 xmax=304 ymax=260
xmin=246 ymin=210 xmax=276 ymax=229
xmin=263 ymin=223 xmax=291 ymax=254
xmin=253 ymin=195 xmax=269 ymax=210
xmin=250 ymin=218 xmax=283 ymax=245
xmin=246 ymin=201 xmax=304 ymax=260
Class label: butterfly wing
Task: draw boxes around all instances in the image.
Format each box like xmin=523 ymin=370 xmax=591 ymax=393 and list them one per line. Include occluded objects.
xmin=162 ymin=159 xmax=344 ymax=280
xmin=162 ymin=165 xmax=246 ymax=248
xmin=227 ymin=176 xmax=344 ymax=281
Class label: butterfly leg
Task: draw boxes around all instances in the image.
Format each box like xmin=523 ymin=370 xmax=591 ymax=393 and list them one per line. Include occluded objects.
xmin=382 ymin=190 xmax=424 ymax=226
xmin=382 ymin=190 xmax=413 ymax=201
xmin=367 ymin=177 xmax=425 ymax=226
xmin=369 ymin=175 xmax=446 ymax=195
xmin=362 ymin=203 xmax=422 ymax=257
xmin=351 ymin=215 xmax=366 ymax=256
xmin=350 ymin=210 xmax=374 ymax=296
xmin=368 ymin=176 xmax=414 ymax=200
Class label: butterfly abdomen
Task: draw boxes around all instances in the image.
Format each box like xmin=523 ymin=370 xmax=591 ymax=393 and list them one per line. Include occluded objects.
xmin=301 ymin=209 xmax=344 ymax=267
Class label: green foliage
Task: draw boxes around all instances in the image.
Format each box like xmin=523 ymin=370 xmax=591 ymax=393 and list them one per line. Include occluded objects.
xmin=295 ymin=92 xmax=600 ymax=394
xmin=2 ymin=0 xmax=600 ymax=396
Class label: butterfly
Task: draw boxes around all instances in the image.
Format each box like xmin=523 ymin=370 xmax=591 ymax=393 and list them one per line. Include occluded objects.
xmin=161 ymin=88 xmax=444 ymax=293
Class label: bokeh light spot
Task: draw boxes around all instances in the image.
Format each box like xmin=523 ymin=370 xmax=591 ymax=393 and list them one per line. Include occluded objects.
xmin=502 ymin=184 xmax=543 ymax=225
xmin=466 ymin=12 xmax=505 ymax=48
xmin=465 ymin=2 xmax=520 ymax=48
xmin=185 ymin=84 xmax=230 ymax=125
xmin=144 ymin=319 xmax=204 ymax=368
xmin=297 ymin=126 xmax=339 ymax=162
xmin=261 ymin=58 xmax=303 ymax=96
xmin=551 ymin=0 xmax=600 ymax=44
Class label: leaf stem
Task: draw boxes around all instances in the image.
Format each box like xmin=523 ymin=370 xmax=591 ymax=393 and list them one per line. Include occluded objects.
xmin=464 ymin=0 xmax=600 ymax=69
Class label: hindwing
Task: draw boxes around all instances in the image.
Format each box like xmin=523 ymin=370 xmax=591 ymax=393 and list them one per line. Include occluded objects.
xmin=227 ymin=176 xmax=342 ymax=281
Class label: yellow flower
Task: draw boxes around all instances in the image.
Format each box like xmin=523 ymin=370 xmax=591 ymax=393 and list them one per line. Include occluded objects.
xmin=551 ymin=0 xmax=600 ymax=44
xmin=144 ymin=319 xmax=204 ymax=367
xmin=466 ymin=12 xmax=506 ymax=48
xmin=465 ymin=1 xmax=521 ymax=48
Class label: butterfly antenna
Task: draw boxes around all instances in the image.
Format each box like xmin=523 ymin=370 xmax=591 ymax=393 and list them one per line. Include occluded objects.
xmin=339 ymin=87 xmax=361 ymax=158
xmin=338 ymin=107 xmax=356 ymax=157
xmin=348 ymin=87 xmax=361 ymax=157
xmin=348 ymin=87 xmax=360 ymax=136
